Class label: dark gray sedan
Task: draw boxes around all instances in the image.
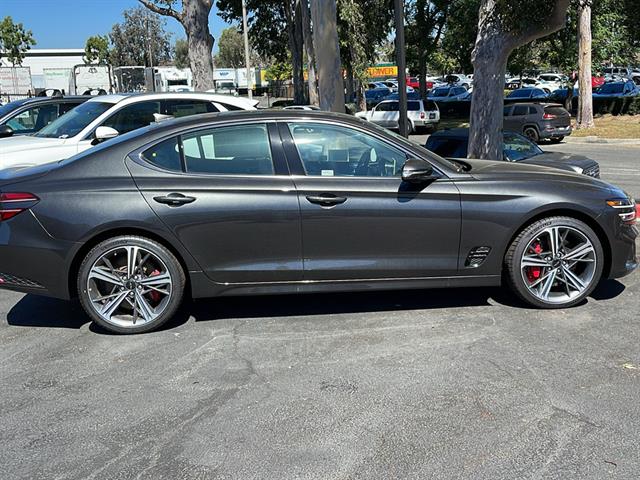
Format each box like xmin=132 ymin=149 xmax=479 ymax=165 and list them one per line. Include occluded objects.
xmin=0 ymin=111 xmax=636 ymax=333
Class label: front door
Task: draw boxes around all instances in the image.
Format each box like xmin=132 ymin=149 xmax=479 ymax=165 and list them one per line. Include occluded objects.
xmin=127 ymin=122 xmax=303 ymax=284
xmin=280 ymin=121 xmax=461 ymax=281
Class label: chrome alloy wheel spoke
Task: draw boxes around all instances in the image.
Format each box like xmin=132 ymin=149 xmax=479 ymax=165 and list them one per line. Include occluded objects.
xmin=521 ymin=226 xmax=597 ymax=304
xmin=87 ymin=246 xmax=172 ymax=328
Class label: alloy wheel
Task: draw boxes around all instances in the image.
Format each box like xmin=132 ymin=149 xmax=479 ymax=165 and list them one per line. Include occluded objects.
xmin=86 ymin=245 xmax=173 ymax=328
xmin=520 ymin=226 xmax=597 ymax=304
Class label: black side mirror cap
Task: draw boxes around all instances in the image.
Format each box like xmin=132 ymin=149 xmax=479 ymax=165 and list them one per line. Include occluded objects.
xmin=0 ymin=125 xmax=14 ymax=138
xmin=401 ymin=158 xmax=438 ymax=183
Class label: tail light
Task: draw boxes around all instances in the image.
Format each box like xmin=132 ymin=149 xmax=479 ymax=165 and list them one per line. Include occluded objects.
xmin=607 ymin=198 xmax=637 ymax=225
xmin=543 ymin=113 xmax=557 ymax=119
xmin=420 ymin=111 xmax=426 ymax=119
xmin=0 ymin=192 xmax=39 ymax=221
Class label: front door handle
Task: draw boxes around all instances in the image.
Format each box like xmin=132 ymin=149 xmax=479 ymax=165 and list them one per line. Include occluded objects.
xmin=153 ymin=193 xmax=196 ymax=206
xmin=306 ymin=194 xmax=347 ymax=207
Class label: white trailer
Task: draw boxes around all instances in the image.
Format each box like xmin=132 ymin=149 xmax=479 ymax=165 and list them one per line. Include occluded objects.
xmin=70 ymin=65 xmax=113 ymax=95
xmin=43 ymin=68 xmax=72 ymax=94
xmin=144 ymin=67 xmax=193 ymax=92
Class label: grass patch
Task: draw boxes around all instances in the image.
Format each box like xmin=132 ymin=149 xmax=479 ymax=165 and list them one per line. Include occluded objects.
xmin=439 ymin=119 xmax=470 ymax=130
xmin=572 ymin=115 xmax=640 ymax=139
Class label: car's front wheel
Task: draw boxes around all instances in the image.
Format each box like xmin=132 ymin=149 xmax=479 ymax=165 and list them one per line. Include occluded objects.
xmin=505 ymin=217 xmax=604 ymax=308
xmin=77 ymin=236 xmax=186 ymax=334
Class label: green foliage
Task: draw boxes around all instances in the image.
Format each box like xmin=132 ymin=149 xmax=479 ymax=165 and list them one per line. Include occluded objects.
xmin=405 ymin=0 xmax=449 ymax=75
xmin=264 ymin=61 xmax=292 ymax=81
xmin=214 ymin=27 xmax=245 ymax=68
xmin=174 ymin=39 xmax=189 ymax=69
xmin=109 ymin=7 xmax=173 ymax=67
xmin=0 ymin=16 xmax=36 ymax=66
xmin=84 ymin=35 xmax=110 ymax=65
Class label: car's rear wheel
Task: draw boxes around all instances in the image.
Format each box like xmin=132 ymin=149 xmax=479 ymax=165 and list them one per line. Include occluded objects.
xmin=77 ymin=236 xmax=185 ymax=334
xmin=505 ymin=217 xmax=604 ymax=308
xmin=523 ymin=126 xmax=540 ymax=143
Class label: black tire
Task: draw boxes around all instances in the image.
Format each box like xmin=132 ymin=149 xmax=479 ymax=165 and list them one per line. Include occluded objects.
xmin=523 ymin=126 xmax=540 ymax=143
xmin=429 ymin=123 xmax=439 ymax=133
xmin=549 ymin=136 xmax=564 ymax=144
xmin=504 ymin=216 xmax=604 ymax=309
xmin=77 ymin=236 xmax=186 ymax=334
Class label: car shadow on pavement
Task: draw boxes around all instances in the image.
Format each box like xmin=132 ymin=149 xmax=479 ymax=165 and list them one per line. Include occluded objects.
xmin=5 ymin=280 xmax=626 ymax=332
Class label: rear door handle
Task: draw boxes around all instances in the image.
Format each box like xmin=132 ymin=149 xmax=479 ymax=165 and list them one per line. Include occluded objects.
xmin=306 ymin=194 xmax=347 ymax=207
xmin=153 ymin=193 xmax=196 ymax=206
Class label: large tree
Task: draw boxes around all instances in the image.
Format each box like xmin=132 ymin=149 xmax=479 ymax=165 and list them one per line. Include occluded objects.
xmin=468 ymin=0 xmax=571 ymax=160
xmin=109 ymin=7 xmax=173 ymax=67
xmin=139 ymin=0 xmax=215 ymax=90
xmin=576 ymin=0 xmax=594 ymax=129
xmin=214 ymin=26 xmax=262 ymax=68
xmin=84 ymin=35 xmax=110 ymax=65
xmin=311 ymin=0 xmax=344 ymax=112
xmin=0 ymin=16 xmax=36 ymax=67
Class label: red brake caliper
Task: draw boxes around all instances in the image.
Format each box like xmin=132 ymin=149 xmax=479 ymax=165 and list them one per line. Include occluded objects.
xmin=526 ymin=242 xmax=543 ymax=283
xmin=148 ymin=270 xmax=161 ymax=303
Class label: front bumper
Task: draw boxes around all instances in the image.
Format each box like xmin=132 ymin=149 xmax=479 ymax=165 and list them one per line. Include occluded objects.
xmin=607 ymin=222 xmax=638 ymax=279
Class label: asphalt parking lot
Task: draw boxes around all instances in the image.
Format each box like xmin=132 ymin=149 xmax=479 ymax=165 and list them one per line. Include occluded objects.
xmin=1 ymin=142 xmax=639 ymax=480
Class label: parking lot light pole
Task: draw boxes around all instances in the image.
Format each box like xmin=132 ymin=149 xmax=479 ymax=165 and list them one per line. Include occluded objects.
xmin=394 ymin=0 xmax=408 ymax=137
xmin=242 ymin=0 xmax=253 ymax=100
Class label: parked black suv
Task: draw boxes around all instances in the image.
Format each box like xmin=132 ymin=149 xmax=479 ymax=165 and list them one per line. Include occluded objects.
xmin=0 ymin=95 xmax=90 ymax=137
xmin=503 ymin=103 xmax=572 ymax=143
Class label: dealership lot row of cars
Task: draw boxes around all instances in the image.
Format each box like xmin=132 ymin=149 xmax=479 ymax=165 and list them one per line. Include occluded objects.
xmin=0 ymin=89 xmax=637 ymax=334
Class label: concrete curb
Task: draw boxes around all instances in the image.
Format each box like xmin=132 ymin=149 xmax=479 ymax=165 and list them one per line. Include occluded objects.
xmin=565 ymin=136 xmax=640 ymax=145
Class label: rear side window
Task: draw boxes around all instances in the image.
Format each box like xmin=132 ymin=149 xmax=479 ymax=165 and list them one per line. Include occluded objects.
xmin=218 ymin=103 xmax=245 ymax=111
xmin=423 ymin=100 xmax=438 ymax=111
xmin=163 ymin=99 xmax=218 ymax=118
xmin=407 ymin=101 xmax=421 ymax=111
xmin=141 ymin=137 xmax=182 ymax=172
xmin=181 ymin=124 xmax=274 ymax=175
xmin=512 ymin=105 xmax=529 ymax=116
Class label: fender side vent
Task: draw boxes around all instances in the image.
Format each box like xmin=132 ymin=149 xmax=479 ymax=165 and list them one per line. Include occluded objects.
xmin=465 ymin=247 xmax=492 ymax=268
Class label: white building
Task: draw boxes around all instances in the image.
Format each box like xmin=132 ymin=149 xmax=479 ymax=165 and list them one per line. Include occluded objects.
xmin=0 ymin=49 xmax=86 ymax=89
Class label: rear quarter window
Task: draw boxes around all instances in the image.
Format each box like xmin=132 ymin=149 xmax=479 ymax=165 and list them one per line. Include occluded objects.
xmin=141 ymin=137 xmax=182 ymax=172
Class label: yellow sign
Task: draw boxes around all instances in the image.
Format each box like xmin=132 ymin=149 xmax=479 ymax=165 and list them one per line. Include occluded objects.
xmin=367 ymin=65 xmax=398 ymax=78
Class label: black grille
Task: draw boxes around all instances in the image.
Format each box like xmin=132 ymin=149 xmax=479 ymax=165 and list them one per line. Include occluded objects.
xmin=584 ymin=165 xmax=600 ymax=178
xmin=0 ymin=273 xmax=44 ymax=289
xmin=465 ymin=246 xmax=492 ymax=267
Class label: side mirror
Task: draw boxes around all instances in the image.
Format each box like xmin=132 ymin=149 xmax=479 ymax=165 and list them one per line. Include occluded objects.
xmin=94 ymin=126 xmax=119 ymax=143
xmin=0 ymin=125 xmax=14 ymax=138
xmin=402 ymin=158 xmax=437 ymax=183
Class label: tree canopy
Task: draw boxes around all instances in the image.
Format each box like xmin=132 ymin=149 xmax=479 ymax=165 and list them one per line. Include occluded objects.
xmin=0 ymin=16 xmax=36 ymax=67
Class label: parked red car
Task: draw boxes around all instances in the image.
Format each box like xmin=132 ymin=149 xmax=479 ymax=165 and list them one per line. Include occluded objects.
xmin=406 ymin=77 xmax=434 ymax=90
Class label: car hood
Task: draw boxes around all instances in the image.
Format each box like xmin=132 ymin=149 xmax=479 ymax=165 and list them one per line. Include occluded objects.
xmin=462 ymin=158 xmax=609 ymax=190
xmin=520 ymin=152 xmax=598 ymax=172
xmin=0 ymin=135 xmax=67 ymax=154
xmin=0 ymin=136 xmax=75 ymax=170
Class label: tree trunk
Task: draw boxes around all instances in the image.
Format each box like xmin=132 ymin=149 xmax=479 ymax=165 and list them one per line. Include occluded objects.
xmin=138 ymin=0 xmax=215 ymax=91
xmin=576 ymin=1 xmax=594 ymax=129
xmin=301 ymin=0 xmax=319 ymax=106
xmin=286 ymin=0 xmax=306 ymax=105
xmin=418 ymin=54 xmax=427 ymax=99
xmin=310 ymin=0 xmax=345 ymax=112
xmin=468 ymin=0 xmax=570 ymax=159
xmin=345 ymin=53 xmax=355 ymax=102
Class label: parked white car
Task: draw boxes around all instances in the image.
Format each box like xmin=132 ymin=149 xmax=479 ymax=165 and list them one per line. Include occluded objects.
xmin=356 ymin=99 xmax=440 ymax=134
xmin=0 ymin=92 xmax=259 ymax=171
xmin=535 ymin=73 xmax=568 ymax=93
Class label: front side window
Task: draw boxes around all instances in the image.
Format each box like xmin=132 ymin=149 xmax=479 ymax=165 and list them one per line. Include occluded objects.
xmin=288 ymin=122 xmax=407 ymax=177
xmin=102 ymin=101 xmax=161 ymax=135
xmin=6 ymin=104 xmax=58 ymax=133
xmin=36 ymin=101 xmax=113 ymax=138
xmin=181 ymin=123 xmax=274 ymax=175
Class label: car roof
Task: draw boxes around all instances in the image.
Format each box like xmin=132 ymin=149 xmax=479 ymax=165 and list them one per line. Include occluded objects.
xmin=85 ymin=92 xmax=260 ymax=108
xmin=4 ymin=95 xmax=90 ymax=107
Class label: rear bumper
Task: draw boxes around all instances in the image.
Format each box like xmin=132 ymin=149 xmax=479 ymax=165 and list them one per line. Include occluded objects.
xmin=0 ymin=211 xmax=77 ymax=299
xmin=540 ymin=125 xmax=573 ymax=139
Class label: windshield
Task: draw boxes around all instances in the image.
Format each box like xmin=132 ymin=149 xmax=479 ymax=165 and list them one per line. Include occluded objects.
xmin=431 ymin=88 xmax=450 ymax=96
xmin=503 ymin=133 xmax=543 ymax=161
xmin=35 ymin=101 xmax=112 ymax=138
xmin=168 ymin=79 xmax=188 ymax=86
xmin=598 ymin=83 xmax=624 ymax=94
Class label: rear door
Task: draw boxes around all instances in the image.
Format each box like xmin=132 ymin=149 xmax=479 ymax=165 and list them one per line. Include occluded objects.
xmin=127 ymin=122 xmax=303 ymax=284
xmin=281 ymin=120 xmax=461 ymax=281
xmin=509 ymin=104 xmax=529 ymax=133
